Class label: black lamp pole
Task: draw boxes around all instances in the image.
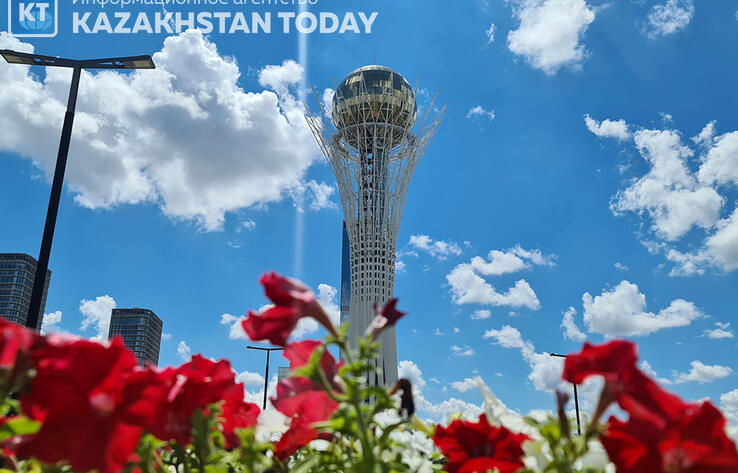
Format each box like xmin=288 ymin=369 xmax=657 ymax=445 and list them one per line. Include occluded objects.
xmin=0 ymin=50 xmax=155 ymax=330
xmin=247 ymin=345 xmax=284 ymax=410
xmin=550 ymin=352 xmax=581 ymax=435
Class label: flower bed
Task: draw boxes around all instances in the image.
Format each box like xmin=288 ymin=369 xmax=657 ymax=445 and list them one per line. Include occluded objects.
xmin=1 ymin=271 xmax=737 ymax=473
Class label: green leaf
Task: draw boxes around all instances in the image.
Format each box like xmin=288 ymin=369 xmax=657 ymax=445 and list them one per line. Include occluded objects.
xmin=0 ymin=416 xmax=41 ymax=441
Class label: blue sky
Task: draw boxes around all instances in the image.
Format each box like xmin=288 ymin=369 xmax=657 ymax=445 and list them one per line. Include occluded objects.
xmin=2 ymin=0 xmax=738 ymax=425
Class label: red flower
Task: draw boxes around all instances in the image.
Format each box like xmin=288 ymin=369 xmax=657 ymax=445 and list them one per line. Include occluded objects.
xmin=219 ymin=384 xmax=260 ymax=449
xmin=366 ymin=299 xmax=406 ymax=340
xmin=602 ymin=401 xmax=738 ymax=473
xmin=562 ymin=340 xmax=638 ymax=385
xmin=433 ymin=414 xmax=530 ymax=473
xmin=562 ymin=340 xmax=689 ymax=427
xmin=17 ymin=337 xmax=144 ymax=473
xmin=274 ymin=416 xmax=320 ymax=461
xmin=242 ymin=272 xmax=337 ymax=346
xmin=271 ymin=376 xmax=338 ymax=425
xmin=142 ymin=355 xmax=238 ymax=444
xmin=0 ymin=319 xmax=38 ymax=368
xmin=0 ymin=319 xmax=45 ymax=391
xmin=283 ymin=340 xmax=342 ymax=387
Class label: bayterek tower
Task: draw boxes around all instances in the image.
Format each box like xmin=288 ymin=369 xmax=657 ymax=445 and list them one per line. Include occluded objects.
xmin=306 ymin=65 xmax=444 ymax=386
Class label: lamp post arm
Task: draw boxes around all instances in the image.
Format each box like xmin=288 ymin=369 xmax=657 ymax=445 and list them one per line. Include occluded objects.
xmin=26 ymin=65 xmax=82 ymax=330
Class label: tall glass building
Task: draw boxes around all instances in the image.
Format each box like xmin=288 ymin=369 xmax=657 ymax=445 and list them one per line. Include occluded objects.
xmin=0 ymin=253 xmax=50 ymax=329
xmin=108 ymin=308 xmax=163 ymax=366
xmin=340 ymin=221 xmax=351 ymax=326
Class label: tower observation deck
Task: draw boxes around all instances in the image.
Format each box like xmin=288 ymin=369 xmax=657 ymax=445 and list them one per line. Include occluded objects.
xmin=306 ymin=65 xmax=444 ymax=386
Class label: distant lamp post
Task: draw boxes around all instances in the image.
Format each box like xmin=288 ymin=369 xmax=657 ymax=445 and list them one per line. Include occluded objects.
xmin=0 ymin=50 xmax=155 ymax=330
xmin=550 ymin=352 xmax=581 ymax=435
xmin=246 ymin=345 xmax=284 ymax=410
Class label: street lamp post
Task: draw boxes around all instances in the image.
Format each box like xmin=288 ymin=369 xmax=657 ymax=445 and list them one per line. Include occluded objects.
xmin=0 ymin=50 xmax=155 ymax=330
xmin=550 ymin=353 xmax=581 ymax=435
xmin=246 ymin=345 xmax=284 ymax=410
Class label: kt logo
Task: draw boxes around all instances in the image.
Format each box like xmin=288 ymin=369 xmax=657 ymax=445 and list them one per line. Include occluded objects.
xmin=8 ymin=0 xmax=58 ymax=37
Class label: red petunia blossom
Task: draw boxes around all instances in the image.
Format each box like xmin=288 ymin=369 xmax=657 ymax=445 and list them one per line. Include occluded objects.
xmin=366 ymin=299 xmax=406 ymax=341
xmin=433 ymin=414 xmax=531 ymax=473
xmin=274 ymin=416 xmax=321 ymax=461
xmin=0 ymin=319 xmax=38 ymax=368
xmin=219 ymin=384 xmax=260 ymax=449
xmin=17 ymin=337 xmax=145 ymax=473
xmin=602 ymin=401 xmax=738 ymax=473
xmin=242 ymin=272 xmax=338 ymax=346
xmin=283 ymin=340 xmax=343 ymax=390
xmin=0 ymin=319 xmax=45 ymax=392
xmin=562 ymin=340 xmax=689 ymax=427
xmin=141 ymin=355 xmax=239 ymax=444
xmin=271 ymin=376 xmax=338 ymax=425
xmin=618 ymin=367 xmax=689 ymax=428
xmin=562 ymin=340 xmax=638 ymax=386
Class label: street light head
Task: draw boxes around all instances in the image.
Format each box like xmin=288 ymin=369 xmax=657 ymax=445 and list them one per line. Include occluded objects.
xmin=121 ymin=56 xmax=155 ymax=70
xmin=1 ymin=50 xmax=37 ymax=65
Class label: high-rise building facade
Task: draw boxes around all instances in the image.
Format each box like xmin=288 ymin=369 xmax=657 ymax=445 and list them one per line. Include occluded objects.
xmin=340 ymin=221 xmax=351 ymax=326
xmin=306 ymin=66 xmax=443 ymax=386
xmin=108 ymin=308 xmax=163 ymax=366
xmin=0 ymin=253 xmax=51 ymax=330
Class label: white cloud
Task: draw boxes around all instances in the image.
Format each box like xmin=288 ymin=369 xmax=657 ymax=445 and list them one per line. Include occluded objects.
xmin=705 ymin=208 xmax=738 ymax=271
xmin=639 ymin=360 xmax=673 ymax=385
xmin=79 ymin=295 xmax=116 ymax=340
xmin=721 ymin=389 xmax=738 ymax=426
xmin=582 ymin=280 xmax=702 ymax=337
xmin=0 ymin=30 xmax=319 ymax=232
xmin=645 ymin=0 xmax=694 ymax=38
xmin=398 ymin=360 xmax=427 ymax=391
xmin=451 ymin=377 xmax=478 ymax=393
xmin=614 ymin=262 xmax=629 ymax=271
xmin=408 ymin=235 xmax=462 ymax=260
xmin=237 ymin=370 xmax=265 ymax=386
xmin=453 ymin=327 xmax=461 ymax=334
xmin=317 ymin=283 xmax=340 ymax=328
xmin=697 ymin=131 xmax=738 ymax=187
xmin=446 ymin=246 xmax=552 ymax=311
xmin=485 ymin=23 xmax=496 ymax=43
xmin=467 ymin=105 xmax=496 ymax=122
xmin=41 ymin=310 xmax=62 ymax=335
xmin=702 ymin=322 xmax=735 ymax=339
xmin=244 ymin=374 xmax=278 ymax=410
xmin=161 ymin=333 xmax=172 ymax=341
xmin=612 ymin=128 xmax=723 ymax=242
xmin=288 ymin=180 xmax=337 ymax=212
xmin=470 ymin=245 xmax=555 ymax=276
xmin=177 ymin=340 xmax=192 ymax=362
xmin=446 ymin=264 xmax=541 ymax=310
xmin=483 ymin=325 xmax=564 ymax=392
xmin=672 ymin=361 xmax=732 ymax=384
xmin=434 ymin=328 xmax=444 ymax=336
xmin=471 ymin=309 xmax=492 ymax=320
xmin=602 ymin=120 xmax=738 ymax=276
xmin=395 ymin=260 xmax=406 ymax=272
xmin=561 ymin=307 xmax=587 ymax=341
xmin=414 ymin=394 xmax=484 ymax=423
xmin=321 ymin=88 xmax=334 ymax=112
xmin=584 ymin=115 xmax=631 ymax=141
xmin=239 ymin=219 xmax=256 ymax=231
xmin=451 ymin=345 xmax=475 ymax=357
xmin=507 ymin=0 xmax=596 ymax=74
xmin=220 ymin=313 xmax=247 ymax=340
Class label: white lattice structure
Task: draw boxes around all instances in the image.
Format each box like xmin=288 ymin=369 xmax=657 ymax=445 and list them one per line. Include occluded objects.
xmin=305 ymin=65 xmax=444 ymax=386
